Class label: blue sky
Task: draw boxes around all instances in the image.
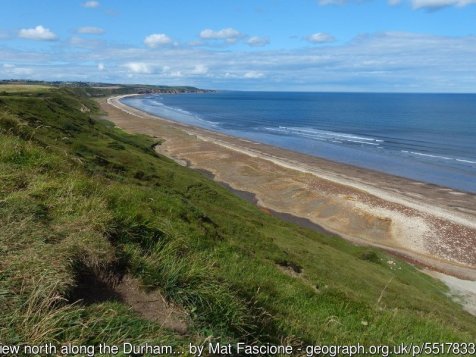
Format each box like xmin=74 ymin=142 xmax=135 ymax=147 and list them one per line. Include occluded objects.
xmin=1 ymin=0 xmax=476 ymax=92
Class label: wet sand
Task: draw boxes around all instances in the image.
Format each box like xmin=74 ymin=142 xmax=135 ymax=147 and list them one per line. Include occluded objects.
xmin=101 ymin=95 xmax=476 ymax=280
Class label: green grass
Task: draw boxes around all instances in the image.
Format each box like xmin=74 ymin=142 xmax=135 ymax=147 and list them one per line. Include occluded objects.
xmin=0 ymin=84 xmax=52 ymax=93
xmin=0 ymin=87 xmax=475 ymax=348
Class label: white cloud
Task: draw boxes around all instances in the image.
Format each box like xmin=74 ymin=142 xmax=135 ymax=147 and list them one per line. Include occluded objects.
xmin=78 ymin=26 xmax=104 ymax=34
xmin=321 ymin=0 xmax=476 ymax=8
xmin=144 ymin=33 xmax=173 ymax=48
xmin=306 ymin=32 xmax=335 ymax=43
xmin=244 ymin=71 xmax=265 ymax=79
xmin=5 ymin=30 xmax=476 ymax=92
xmin=18 ymin=25 xmax=57 ymax=41
xmin=14 ymin=67 xmax=34 ymax=75
xmin=222 ymin=71 xmax=265 ymax=80
xmin=124 ymin=62 xmax=153 ymax=74
xmin=98 ymin=63 xmax=105 ymax=71
xmin=324 ymin=0 xmax=476 ymax=8
xmin=410 ymin=0 xmax=476 ymax=9
xmin=70 ymin=36 xmax=103 ymax=48
xmin=247 ymin=36 xmax=270 ymax=47
xmin=2 ymin=63 xmax=33 ymax=76
xmin=189 ymin=40 xmax=204 ymax=47
xmin=82 ymin=1 xmax=100 ymax=8
xmin=200 ymin=28 xmax=242 ymax=43
xmin=198 ymin=29 xmax=267 ymax=47
xmin=318 ymin=0 xmax=353 ymax=4
xmin=169 ymin=71 xmax=183 ymax=78
xmin=190 ymin=64 xmax=208 ymax=75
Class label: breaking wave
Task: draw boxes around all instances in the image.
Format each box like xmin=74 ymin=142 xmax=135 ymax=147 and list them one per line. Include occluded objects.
xmin=401 ymin=150 xmax=476 ymax=166
xmin=263 ymin=126 xmax=384 ymax=147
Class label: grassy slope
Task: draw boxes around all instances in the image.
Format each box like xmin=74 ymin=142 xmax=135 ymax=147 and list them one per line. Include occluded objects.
xmin=0 ymin=86 xmax=474 ymax=347
xmin=0 ymin=82 xmax=209 ymax=98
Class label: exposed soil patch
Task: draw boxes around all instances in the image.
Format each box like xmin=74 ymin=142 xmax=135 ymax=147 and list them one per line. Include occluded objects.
xmin=276 ymin=259 xmax=303 ymax=275
xmin=69 ymin=264 xmax=123 ymax=304
xmin=70 ymin=267 xmax=189 ymax=334
xmin=115 ymin=276 xmax=189 ymax=334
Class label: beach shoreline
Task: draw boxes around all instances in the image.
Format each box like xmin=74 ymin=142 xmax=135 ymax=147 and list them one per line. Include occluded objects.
xmin=102 ymin=95 xmax=476 ymax=281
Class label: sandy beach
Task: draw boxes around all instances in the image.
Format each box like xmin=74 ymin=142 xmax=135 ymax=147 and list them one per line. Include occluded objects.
xmin=101 ymin=95 xmax=476 ymax=281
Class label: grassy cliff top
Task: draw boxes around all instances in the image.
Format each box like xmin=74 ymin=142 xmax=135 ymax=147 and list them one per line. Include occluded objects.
xmin=0 ymin=81 xmax=212 ymax=97
xmin=0 ymin=85 xmax=474 ymax=347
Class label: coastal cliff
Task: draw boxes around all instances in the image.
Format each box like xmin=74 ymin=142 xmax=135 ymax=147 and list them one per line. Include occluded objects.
xmin=1 ymin=84 xmax=474 ymax=347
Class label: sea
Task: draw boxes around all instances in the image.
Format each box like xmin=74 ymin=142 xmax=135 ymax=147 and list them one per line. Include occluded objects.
xmin=121 ymin=91 xmax=476 ymax=193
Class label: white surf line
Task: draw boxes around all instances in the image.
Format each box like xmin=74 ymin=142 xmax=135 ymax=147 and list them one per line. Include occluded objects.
xmin=191 ymin=132 xmax=476 ymax=231
xmin=107 ymin=95 xmax=144 ymax=118
xmin=109 ymin=96 xmax=476 ymax=231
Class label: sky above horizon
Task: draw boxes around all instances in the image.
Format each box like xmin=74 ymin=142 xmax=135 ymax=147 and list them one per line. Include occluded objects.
xmin=1 ymin=0 xmax=476 ymax=92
